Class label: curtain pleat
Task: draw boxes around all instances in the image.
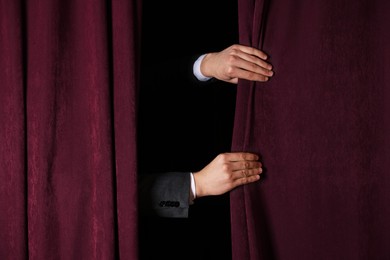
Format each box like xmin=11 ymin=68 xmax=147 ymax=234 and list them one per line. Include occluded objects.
xmin=111 ymin=0 xmax=141 ymax=259
xmin=0 ymin=1 xmax=27 ymax=258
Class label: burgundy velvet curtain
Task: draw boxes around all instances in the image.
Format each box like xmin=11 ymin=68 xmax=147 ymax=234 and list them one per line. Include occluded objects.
xmin=0 ymin=0 xmax=140 ymax=259
xmin=231 ymin=0 xmax=390 ymax=259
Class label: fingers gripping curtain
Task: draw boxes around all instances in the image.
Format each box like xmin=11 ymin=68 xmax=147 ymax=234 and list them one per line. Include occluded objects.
xmin=0 ymin=0 xmax=141 ymax=259
xmin=230 ymin=1 xmax=270 ymax=259
xmin=230 ymin=0 xmax=390 ymax=259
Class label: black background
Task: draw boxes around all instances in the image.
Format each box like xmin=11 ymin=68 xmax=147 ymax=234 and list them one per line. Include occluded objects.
xmin=138 ymin=0 xmax=238 ymax=259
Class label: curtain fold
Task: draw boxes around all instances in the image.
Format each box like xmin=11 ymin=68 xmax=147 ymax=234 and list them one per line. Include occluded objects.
xmin=0 ymin=0 xmax=140 ymax=259
xmin=231 ymin=0 xmax=390 ymax=259
xmin=0 ymin=1 xmax=27 ymax=258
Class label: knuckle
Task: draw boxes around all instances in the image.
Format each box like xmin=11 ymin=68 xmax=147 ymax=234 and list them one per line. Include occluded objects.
xmin=218 ymin=153 xmax=228 ymax=162
xmin=225 ymin=66 xmax=236 ymax=77
xmin=229 ymin=48 xmax=239 ymax=56
xmin=221 ymin=163 xmax=230 ymax=172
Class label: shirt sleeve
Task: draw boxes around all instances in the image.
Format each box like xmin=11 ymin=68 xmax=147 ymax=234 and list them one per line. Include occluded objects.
xmin=193 ymin=54 xmax=212 ymax=81
xmin=189 ymin=172 xmax=196 ymax=205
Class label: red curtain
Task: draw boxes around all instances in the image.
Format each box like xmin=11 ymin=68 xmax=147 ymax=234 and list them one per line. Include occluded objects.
xmin=0 ymin=0 xmax=140 ymax=259
xmin=231 ymin=0 xmax=390 ymax=259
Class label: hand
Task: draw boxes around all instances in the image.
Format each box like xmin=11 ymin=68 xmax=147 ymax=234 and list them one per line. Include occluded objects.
xmin=200 ymin=44 xmax=274 ymax=84
xmin=193 ymin=152 xmax=262 ymax=198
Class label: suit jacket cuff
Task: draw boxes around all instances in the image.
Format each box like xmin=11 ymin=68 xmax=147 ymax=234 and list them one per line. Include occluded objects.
xmin=139 ymin=171 xmax=191 ymax=218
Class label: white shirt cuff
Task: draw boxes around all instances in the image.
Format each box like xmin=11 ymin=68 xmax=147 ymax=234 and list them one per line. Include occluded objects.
xmin=189 ymin=172 xmax=197 ymax=204
xmin=193 ymin=54 xmax=212 ymax=81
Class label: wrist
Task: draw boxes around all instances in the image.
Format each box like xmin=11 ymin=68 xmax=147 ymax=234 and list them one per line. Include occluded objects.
xmin=200 ymin=53 xmax=214 ymax=78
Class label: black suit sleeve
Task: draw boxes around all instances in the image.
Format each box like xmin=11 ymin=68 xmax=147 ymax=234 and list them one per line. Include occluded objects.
xmin=138 ymin=172 xmax=191 ymax=218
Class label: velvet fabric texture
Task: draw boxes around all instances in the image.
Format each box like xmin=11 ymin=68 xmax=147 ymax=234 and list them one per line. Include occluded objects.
xmin=230 ymin=0 xmax=390 ymax=259
xmin=0 ymin=0 xmax=140 ymax=259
